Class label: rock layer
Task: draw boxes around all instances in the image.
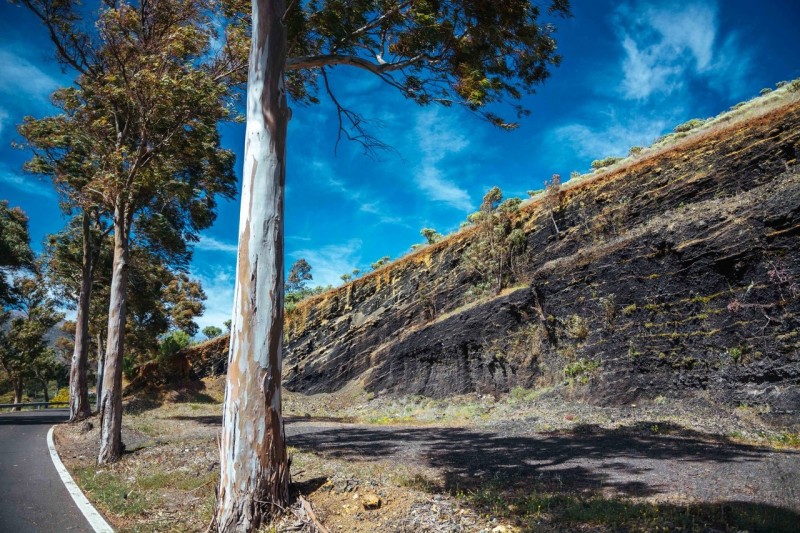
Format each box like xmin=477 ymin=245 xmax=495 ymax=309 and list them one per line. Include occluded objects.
xmin=281 ymin=99 xmax=800 ymax=415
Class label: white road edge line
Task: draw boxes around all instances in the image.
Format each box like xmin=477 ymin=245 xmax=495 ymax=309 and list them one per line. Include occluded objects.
xmin=47 ymin=426 xmax=115 ymax=533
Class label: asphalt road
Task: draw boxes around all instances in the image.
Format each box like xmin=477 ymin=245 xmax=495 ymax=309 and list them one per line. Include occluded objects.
xmin=0 ymin=409 xmax=94 ymax=533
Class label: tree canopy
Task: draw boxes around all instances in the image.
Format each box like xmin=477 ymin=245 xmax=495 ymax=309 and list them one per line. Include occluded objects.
xmin=218 ymin=0 xmax=571 ymax=147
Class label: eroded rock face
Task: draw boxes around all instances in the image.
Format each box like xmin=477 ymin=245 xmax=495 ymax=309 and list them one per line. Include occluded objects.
xmin=194 ymin=101 xmax=800 ymax=415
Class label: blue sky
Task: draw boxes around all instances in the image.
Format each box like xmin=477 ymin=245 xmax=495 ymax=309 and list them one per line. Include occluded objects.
xmin=1 ymin=0 xmax=799 ymax=331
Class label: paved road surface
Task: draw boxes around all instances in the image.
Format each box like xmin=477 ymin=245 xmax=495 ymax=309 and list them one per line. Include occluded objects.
xmin=0 ymin=409 xmax=94 ymax=533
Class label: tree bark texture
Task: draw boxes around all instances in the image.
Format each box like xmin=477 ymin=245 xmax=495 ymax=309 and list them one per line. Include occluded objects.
xmin=98 ymin=205 xmax=130 ymax=464
xmin=12 ymin=377 xmax=22 ymax=411
xmin=69 ymin=211 xmax=93 ymax=422
xmin=96 ymin=334 xmax=104 ymax=411
xmin=214 ymin=0 xmax=290 ymax=529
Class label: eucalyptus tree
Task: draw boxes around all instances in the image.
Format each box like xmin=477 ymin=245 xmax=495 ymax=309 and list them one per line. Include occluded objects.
xmin=214 ymin=0 xmax=571 ymax=529
xmin=38 ymin=214 xmax=109 ymax=421
xmin=0 ymin=275 xmax=64 ymax=408
xmin=18 ymin=0 xmax=238 ymax=463
xmin=0 ymin=201 xmax=35 ymax=306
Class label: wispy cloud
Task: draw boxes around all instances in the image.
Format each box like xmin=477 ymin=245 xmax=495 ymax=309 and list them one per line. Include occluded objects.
xmin=0 ymin=165 xmax=54 ymax=198
xmin=305 ymin=158 xmax=404 ymax=225
xmin=196 ymin=234 xmax=238 ymax=254
xmin=615 ymin=1 xmax=750 ymax=101
xmin=552 ymin=112 xmax=671 ymax=161
xmin=192 ymin=266 xmax=235 ymax=333
xmin=290 ymin=239 xmax=362 ymax=287
xmin=413 ymin=109 xmax=473 ymax=211
xmin=546 ymin=0 xmax=753 ymax=167
xmin=0 ymin=107 xmax=8 ymax=136
xmin=0 ymin=48 xmax=60 ymax=101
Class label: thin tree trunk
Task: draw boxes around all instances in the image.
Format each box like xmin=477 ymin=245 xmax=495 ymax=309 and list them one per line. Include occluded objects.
xmin=96 ymin=332 xmax=104 ymax=412
xmin=69 ymin=211 xmax=93 ymax=422
xmin=12 ymin=377 xmax=22 ymax=411
xmin=42 ymin=380 xmax=49 ymax=404
xmin=214 ymin=0 xmax=290 ymax=529
xmin=98 ymin=205 xmax=130 ymax=464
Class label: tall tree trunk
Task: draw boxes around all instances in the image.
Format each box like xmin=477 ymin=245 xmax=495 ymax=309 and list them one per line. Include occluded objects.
xmin=214 ymin=0 xmax=290 ymax=529
xmin=98 ymin=205 xmax=130 ymax=464
xmin=96 ymin=332 xmax=104 ymax=411
xmin=69 ymin=211 xmax=93 ymax=422
xmin=42 ymin=380 xmax=49 ymax=404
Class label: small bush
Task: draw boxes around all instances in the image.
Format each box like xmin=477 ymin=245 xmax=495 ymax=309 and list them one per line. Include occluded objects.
xmin=622 ymin=304 xmax=637 ymax=316
xmin=673 ymin=118 xmax=705 ymax=133
xmin=591 ymin=156 xmax=623 ymax=170
xmin=564 ymin=358 xmax=600 ymax=384
xmin=776 ymin=80 xmax=789 ymax=88
xmin=51 ymin=387 xmax=70 ymax=404
xmin=730 ymin=101 xmax=747 ymax=110
xmin=564 ymin=314 xmax=589 ymax=341
xmin=789 ymin=79 xmax=800 ymax=92
xmin=628 ymin=146 xmax=643 ymax=156
xmin=759 ymin=87 xmax=772 ymax=96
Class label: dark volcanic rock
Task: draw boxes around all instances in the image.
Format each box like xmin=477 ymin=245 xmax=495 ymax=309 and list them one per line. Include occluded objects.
xmin=191 ymin=99 xmax=800 ymax=416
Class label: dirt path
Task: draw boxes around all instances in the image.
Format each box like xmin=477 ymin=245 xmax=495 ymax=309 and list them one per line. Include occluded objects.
xmin=282 ymin=418 xmax=800 ymax=513
xmin=56 ymin=396 xmax=800 ymax=531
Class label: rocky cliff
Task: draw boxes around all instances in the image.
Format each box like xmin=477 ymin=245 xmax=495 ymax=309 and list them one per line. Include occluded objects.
xmin=192 ymin=93 xmax=800 ymax=416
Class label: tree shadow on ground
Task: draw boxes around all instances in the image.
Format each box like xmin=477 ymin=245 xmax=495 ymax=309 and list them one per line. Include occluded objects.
xmin=286 ymin=421 xmax=800 ymax=532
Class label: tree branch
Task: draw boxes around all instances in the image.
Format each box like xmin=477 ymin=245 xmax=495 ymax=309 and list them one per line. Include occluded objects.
xmin=287 ymin=53 xmax=426 ymax=74
xmin=319 ymin=67 xmax=391 ymax=157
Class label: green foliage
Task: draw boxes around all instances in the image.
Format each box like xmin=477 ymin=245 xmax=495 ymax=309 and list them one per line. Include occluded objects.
xmin=0 ymin=274 xmax=65 ymax=397
xmin=563 ymin=358 xmax=600 ymax=383
xmin=622 ymin=304 xmax=637 ymax=316
xmin=124 ymin=249 xmax=206 ymax=362
xmin=284 ymin=285 xmax=333 ymax=312
xmin=591 ymin=157 xmax=623 ymax=170
xmin=628 ymin=146 xmax=644 ymax=156
xmin=776 ymin=81 xmax=789 ymax=88
xmin=463 ymin=187 xmax=526 ymax=296
xmin=371 ymin=256 xmax=391 ymax=271
xmin=420 ymin=227 xmax=442 ymax=245
xmin=287 ymin=258 xmax=313 ymax=293
xmin=340 ymin=273 xmax=352 ymax=283
xmin=673 ymin=118 xmax=706 ymax=133
xmin=159 ymin=330 xmax=192 ymax=361
xmin=759 ymin=87 xmax=773 ymax=96
xmin=224 ymin=0 xmax=572 ymax=132
xmin=0 ymin=202 xmax=35 ymax=306
xmin=202 ymin=326 xmax=223 ymax=339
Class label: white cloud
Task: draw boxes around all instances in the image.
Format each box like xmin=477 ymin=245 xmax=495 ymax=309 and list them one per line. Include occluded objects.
xmin=196 ymin=234 xmax=238 ymax=253
xmin=615 ymin=1 xmax=750 ymax=101
xmin=552 ymin=114 xmax=670 ymax=161
xmin=0 ymin=49 xmax=60 ymax=101
xmin=290 ymin=239 xmax=362 ymax=288
xmin=0 ymin=107 xmax=9 ymax=136
xmin=0 ymin=165 xmax=54 ymax=198
xmin=412 ymin=109 xmax=474 ymax=211
xmin=192 ymin=266 xmax=235 ymax=333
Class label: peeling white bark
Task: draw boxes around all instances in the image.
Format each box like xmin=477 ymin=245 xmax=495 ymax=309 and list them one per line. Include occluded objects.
xmin=214 ymin=0 xmax=290 ymax=530
xmin=98 ymin=205 xmax=129 ymax=464
xmin=69 ymin=211 xmax=93 ymax=422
